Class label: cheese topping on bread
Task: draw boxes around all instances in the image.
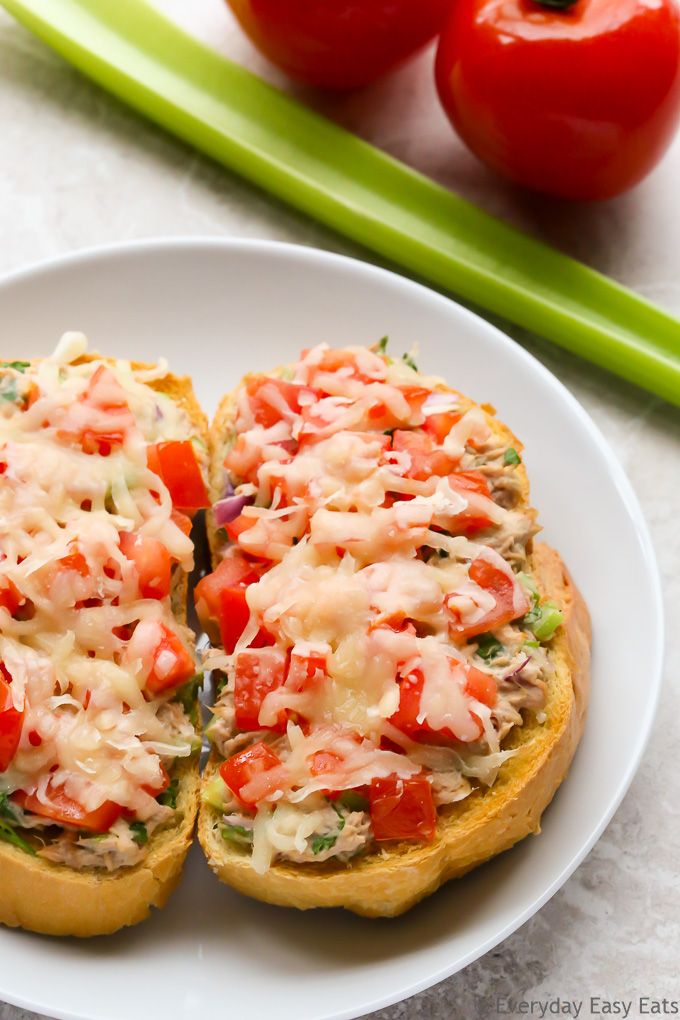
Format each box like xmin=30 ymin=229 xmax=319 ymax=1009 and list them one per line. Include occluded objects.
xmin=0 ymin=338 xmax=205 ymax=871
xmin=199 ymin=343 xmax=563 ymax=872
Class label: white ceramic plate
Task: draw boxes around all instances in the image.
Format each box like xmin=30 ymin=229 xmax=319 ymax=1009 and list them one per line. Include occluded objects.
xmin=0 ymin=239 xmax=662 ymax=1020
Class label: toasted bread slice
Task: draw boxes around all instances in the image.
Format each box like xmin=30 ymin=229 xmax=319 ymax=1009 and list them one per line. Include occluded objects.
xmin=198 ymin=366 xmax=590 ymax=917
xmin=0 ymin=356 xmax=207 ymax=937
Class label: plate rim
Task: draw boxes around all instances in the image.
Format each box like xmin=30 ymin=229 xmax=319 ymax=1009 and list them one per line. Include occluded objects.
xmin=0 ymin=236 xmax=665 ymax=1020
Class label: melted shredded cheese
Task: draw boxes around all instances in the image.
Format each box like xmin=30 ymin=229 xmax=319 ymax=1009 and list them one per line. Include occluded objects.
xmin=0 ymin=338 xmax=202 ymax=857
xmin=208 ymin=343 xmax=548 ymax=868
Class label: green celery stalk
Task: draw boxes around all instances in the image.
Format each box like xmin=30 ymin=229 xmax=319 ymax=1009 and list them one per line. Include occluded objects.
xmin=2 ymin=0 xmax=680 ymax=405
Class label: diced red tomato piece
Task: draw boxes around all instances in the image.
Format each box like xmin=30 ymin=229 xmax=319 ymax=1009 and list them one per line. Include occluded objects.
xmin=366 ymin=389 xmax=430 ymax=431
xmin=422 ymin=410 xmax=462 ymax=445
xmin=369 ymin=774 xmax=436 ymax=843
xmin=465 ymin=665 xmax=498 ymax=708
xmin=58 ymin=549 xmax=90 ymax=577
xmin=389 ymin=660 xmax=497 ymax=743
xmin=400 ymin=386 xmax=431 ymax=416
xmin=449 ymin=557 xmax=529 ymax=641
xmin=142 ymin=761 xmax=170 ymax=797
xmin=389 ymin=669 xmax=429 ymax=738
xmin=234 ymin=648 xmax=288 ymax=731
xmin=0 ymin=577 xmax=24 ymax=617
xmin=0 ymin=666 xmax=23 ymax=772
xmin=85 ymin=365 xmax=127 ymax=410
xmin=147 ymin=441 xmax=209 ymax=512
xmin=368 ymin=615 xmax=416 ymax=635
xmin=392 ymin=429 xmax=456 ymax=481
xmin=145 ymin=624 xmax=195 ymax=695
xmin=447 ymin=471 xmax=494 ymax=533
xmin=308 ymin=749 xmax=344 ymax=799
xmin=119 ymin=531 xmax=171 ymax=600
xmin=218 ymin=587 xmax=251 ymax=655
xmin=286 ymin=651 xmax=327 ymax=693
xmin=305 ymin=348 xmax=374 ymax=384
xmin=448 ymin=471 xmax=490 ymax=498
xmin=14 ymin=784 xmax=123 ymax=833
xmin=245 ymin=377 xmax=307 ymax=429
xmin=194 ymin=554 xmax=260 ymax=653
xmin=60 ymin=366 xmax=134 ymax=455
xmin=308 ymin=750 xmax=343 ymax=777
xmin=220 ymin=741 xmax=283 ymax=809
xmin=171 ymin=509 xmax=193 ymax=536
xmin=225 ymin=513 xmax=258 ymax=544
xmin=194 ymin=554 xmax=259 ymax=621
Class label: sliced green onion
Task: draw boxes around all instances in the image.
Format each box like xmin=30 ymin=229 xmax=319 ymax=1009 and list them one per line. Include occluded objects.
xmin=475 ymin=633 xmax=504 ymax=661
xmin=222 ymin=823 xmax=254 ymax=847
xmin=175 ymin=672 xmax=203 ymax=726
xmin=531 ymin=603 xmax=564 ymax=642
xmin=202 ymin=774 xmax=228 ymax=812
xmin=130 ymin=821 xmax=148 ymax=846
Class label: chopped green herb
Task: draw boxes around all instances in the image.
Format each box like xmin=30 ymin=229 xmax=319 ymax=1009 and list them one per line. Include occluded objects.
xmin=175 ymin=673 xmax=203 ymax=726
xmin=337 ymin=790 xmax=369 ymax=813
xmin=402 ymin=352 xmax=418 ymax=371
xmin=0 ymin=793 xmax=36 ymax=856
xmin=1 ymin=361 xmax=30 ymax=373
xmin=130 ymin=821 xmax=148 ymax=846
xmin=158 ymin=777 xmax=180 ymax=810
xmin=376 ymin=336 xmax=389 ymax=354
xmin=475 ymin=633 xmax=504 ymax=661
xmin=222 ymin=823 xmax=253 ymax=847
xmin=311 ymin=833 xmax=338 ymax=855
xmin=504 ymin=447 xmax=521 ymax=466
xmin=0 ymin=819 xmax=36 ymax=855
xmin=331 ymin=802 xmax=347 ymax=829
xmin=524 ymin=639 xmax=540 ymax=649
xmin=0 ymin=377 xmax=19 ymax=403
xmin=213 ymin=672 xmax=229 ymax=696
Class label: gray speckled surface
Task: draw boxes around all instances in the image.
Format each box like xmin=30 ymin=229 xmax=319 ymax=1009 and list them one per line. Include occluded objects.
xmin=0 ymin=3 xmax=678 ymax=1018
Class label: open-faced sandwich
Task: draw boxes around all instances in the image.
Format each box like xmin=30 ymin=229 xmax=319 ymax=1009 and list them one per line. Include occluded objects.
xmin=0 ymin=334 xmax=208 ymax=936
xmin=197 ymin=341 xmax=591 ymax=917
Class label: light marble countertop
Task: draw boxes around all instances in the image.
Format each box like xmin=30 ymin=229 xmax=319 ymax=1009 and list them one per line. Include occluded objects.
xmin=0 ymin=3 xmax=678 ymax=1018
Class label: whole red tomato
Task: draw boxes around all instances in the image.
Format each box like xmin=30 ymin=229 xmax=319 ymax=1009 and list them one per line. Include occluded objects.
xmin=435 ymin=0 xmax=680 ymax=200
xmin=226 ymin=0 xmax=453 ymax=90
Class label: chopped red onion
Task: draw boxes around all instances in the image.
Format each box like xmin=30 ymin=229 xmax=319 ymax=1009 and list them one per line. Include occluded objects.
xmin=214 ymin=494 xmax=251 ymax=527
xmin=504 ymin=655 xmax=531 ymax=680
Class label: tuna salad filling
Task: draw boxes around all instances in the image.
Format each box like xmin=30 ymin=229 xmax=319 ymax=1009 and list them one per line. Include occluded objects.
xmin=197 ymin=342 xmax=564 ymax=874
